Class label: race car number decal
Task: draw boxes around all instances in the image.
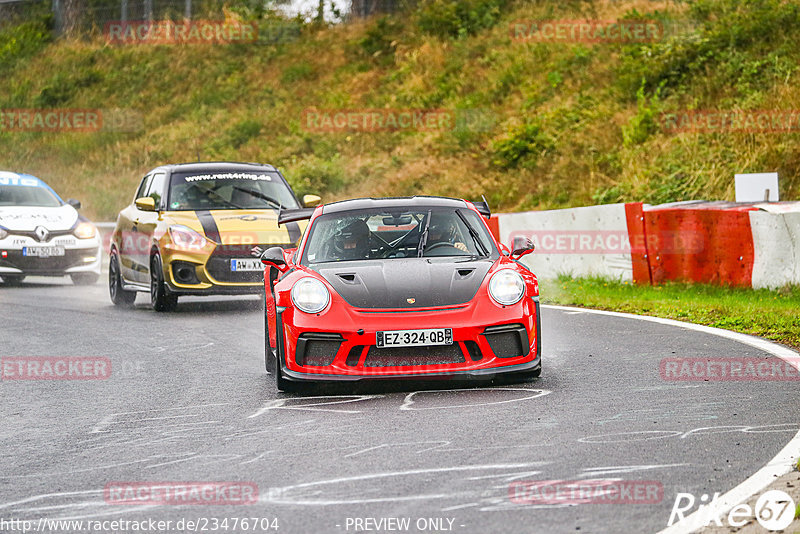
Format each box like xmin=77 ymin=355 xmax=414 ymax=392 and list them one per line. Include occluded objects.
xmin=376 ymin=328 xmax=453 ymax=348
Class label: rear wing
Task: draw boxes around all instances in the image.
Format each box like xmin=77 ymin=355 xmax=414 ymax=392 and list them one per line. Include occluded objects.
xmin=471 ymin=196 xmax=491 ymax=218
xmin=277 ymin=207 xmax=315 ymax=225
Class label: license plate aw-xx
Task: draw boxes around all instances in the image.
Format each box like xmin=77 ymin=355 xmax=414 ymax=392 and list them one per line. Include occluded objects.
xmin=230 ymin=258 xmax=262 ymax=272
xmin=23 ymin=246 xmax=66 ymax=258
xmin=376 ymin=328 xmax=453 ymax=348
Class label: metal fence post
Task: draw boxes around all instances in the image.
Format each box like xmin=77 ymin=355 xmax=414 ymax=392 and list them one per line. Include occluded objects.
xmin=52 ymin=0 xmax=63 ymax=36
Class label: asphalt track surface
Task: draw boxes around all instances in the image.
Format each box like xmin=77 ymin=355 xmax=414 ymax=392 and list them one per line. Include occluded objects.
xmin=1 ymin=277 xmax=798 ymax=534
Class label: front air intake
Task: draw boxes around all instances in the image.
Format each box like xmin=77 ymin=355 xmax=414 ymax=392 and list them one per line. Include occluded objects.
xmin=295 ymin=333 xmax=343 ymax=367
xmin=482 ymin=324 xmax=529 ymax=359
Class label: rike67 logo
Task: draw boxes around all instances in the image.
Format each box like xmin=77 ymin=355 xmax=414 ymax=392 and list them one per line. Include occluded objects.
xmin=668 ymin=490 xmax=796 ymax=531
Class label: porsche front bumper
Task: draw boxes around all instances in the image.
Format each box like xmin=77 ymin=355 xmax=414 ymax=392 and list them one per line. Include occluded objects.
xmin=275 ymin=298 xmax=541 ymax=382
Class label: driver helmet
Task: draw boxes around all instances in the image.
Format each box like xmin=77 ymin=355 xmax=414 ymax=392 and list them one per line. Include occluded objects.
xmin=333 ymin=219 xmax=370 ymax=259
xmin=427 ymin=212 xmax=456 ymax=244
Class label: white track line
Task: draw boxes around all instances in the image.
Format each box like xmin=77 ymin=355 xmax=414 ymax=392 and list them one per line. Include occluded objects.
xmin=543 ymin=304 xmax=800 ymax=533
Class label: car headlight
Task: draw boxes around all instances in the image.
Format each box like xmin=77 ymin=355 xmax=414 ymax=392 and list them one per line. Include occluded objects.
xmin=169 ymin=225 xmax=208 ymax=250
xmin=73 ymin=221 xmax=97 ymax=239
xmin=291 ymin=277 xmax=330 ymax=314
xmin=488 ymin=269 xmax=525 ymax=306
xmin=0 ymin=227 xmax=7 ymax=240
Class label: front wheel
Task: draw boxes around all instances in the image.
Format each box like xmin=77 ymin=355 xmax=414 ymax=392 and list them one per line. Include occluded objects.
xmin=109 ymin=251 xmax=136 ymax=306
xmin=150 ymin=253 xmax=178 ymax=312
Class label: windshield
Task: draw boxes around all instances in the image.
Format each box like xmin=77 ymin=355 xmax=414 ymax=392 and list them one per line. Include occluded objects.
xmin=302 ymin=207 xmax=497 ymax=264
xmin=0 ymin=185 xmax=62 ymax=207
xmin=167 ymin=171 xmax=300 ymax=211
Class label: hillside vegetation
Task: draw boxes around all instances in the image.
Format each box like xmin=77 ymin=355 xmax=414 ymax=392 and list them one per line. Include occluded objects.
xmin=1 ymin=0 xmax=799 ymax=220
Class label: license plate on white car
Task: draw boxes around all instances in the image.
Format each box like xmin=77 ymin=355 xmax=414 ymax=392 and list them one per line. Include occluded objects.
xmin=230 ymin=258 xmax=263 ymax=272
xmin=376 ymin=328 xmax=453 ymax=348
xmin=23 ymin=246 xmax=65 ymax=258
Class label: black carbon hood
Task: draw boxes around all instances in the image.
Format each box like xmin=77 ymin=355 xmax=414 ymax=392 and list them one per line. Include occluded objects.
xmin=312 ymin=258 xmax=495 ymax=308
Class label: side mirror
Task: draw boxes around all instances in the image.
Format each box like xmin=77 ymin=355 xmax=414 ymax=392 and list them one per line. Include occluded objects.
xmin=67 ymin=198 xmax=81 ymax=209
xmin=135 ymin=197 xmax=156 ymax=212
xmin=302 ymin=194 xmax=321 ymax=208
xmin=510 ymin=237 xmax=535 ymax=260
xmin=261 ymin=246 xmax=288 ymax=271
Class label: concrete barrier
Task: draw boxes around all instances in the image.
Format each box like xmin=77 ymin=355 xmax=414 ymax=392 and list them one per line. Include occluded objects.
xmin=491 ymin=200 xmax=800 ymax=288
xmin=749 ymin=204 xmax=800 ymax=288
xmin=494 ymin=203 xmax=635 ymax=281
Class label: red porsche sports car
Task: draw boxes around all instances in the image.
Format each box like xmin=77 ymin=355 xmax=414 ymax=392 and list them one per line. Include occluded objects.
xmin=260 ymin=196 xmax=540 ymax=391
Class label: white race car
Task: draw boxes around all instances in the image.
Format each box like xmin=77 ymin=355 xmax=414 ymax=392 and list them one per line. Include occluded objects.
xmin=0 ymin=171 xmax=102 ymax=285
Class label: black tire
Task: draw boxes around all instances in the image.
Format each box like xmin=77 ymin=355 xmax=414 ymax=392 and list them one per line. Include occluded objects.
xmin=150 ymin=253 xmax=178 ymax=312
xmin=273 ymin=334 xmax=300 ymax=392
xmin=275 ymin=353 xmax=300 ymax=393
xmin=109 ymin=251 xmax=136 ymax=307
xmin=71 ymin=273 xmax=100 ymax=286
xmin=1 ymin=275 xmax=25 ymax=286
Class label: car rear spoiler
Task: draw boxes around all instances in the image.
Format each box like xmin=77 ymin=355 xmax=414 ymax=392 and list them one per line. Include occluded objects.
xmin=472 ymin=196 xmax=491 ymax=218
xmin=278 ymin=207 xmax=315 ymax=225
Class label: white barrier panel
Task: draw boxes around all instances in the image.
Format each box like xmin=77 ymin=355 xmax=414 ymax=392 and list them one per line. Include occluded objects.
xmin=750 ymin=209 xmax=800 ymax=289
xmin=496 ymin=204 xmax=634 ymax=281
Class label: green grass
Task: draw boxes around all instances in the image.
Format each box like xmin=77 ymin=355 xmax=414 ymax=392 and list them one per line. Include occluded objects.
xmin=540 ymin=276 xmax=800 ymax=351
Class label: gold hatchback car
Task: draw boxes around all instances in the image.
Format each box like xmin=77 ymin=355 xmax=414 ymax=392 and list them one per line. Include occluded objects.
xmin=108 ymin=162 xmax=319 ymax=311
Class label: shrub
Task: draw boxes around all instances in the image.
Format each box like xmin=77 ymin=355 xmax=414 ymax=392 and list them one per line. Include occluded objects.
xmin=283 ymin=153 xmax=346 ymax=197
xmin=616 ymin=0 xmax=800 ymax=98
xmin=622 ymin=82 xmax=661 ymax=147
xmin=417 ymin=0 xmax=509 ymax=39
xmin=491 ymin=121 xmax=554 ymax=169
xmin=351 ymin=16 xmax=401 ymax=64
xmin=281 ymin=61 xmax=315 ymax=83
xmin=34 ymin=70 xmax=103 ymax=107
xmin=0 ymin=15 xmax=52 ymax=72
xmin=226 ymin=119 xmax=262 ymax=149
